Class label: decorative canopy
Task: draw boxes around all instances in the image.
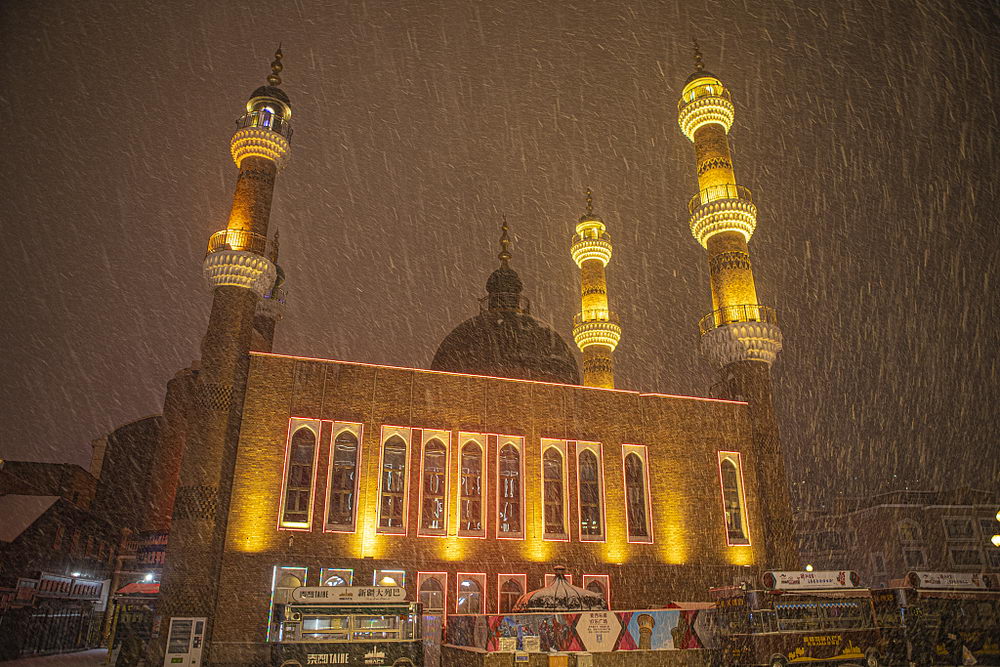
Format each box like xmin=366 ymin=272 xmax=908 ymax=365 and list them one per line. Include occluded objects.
xmin=512 ymin=566 xmax=607 ymax=612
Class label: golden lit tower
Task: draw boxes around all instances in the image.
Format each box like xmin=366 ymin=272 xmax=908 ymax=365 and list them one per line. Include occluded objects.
xmin=157 ymin=48 xmax=293 ymax=661
xmin=571 ymin=189 xmax=622 ymax=388
xmin=677 ymin=43 xmax=796 ymax=567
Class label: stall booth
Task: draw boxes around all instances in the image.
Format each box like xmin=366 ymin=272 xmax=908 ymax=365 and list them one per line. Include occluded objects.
xmin=711 ymin=570 xmax=882 ymax=667
xmin=270 ymin=586 xmax=423 ymax=666
xmin=107 ymin=582 xmax=159 ymax=665
xmin=871 ymin=571 xmax=1000 ymax=666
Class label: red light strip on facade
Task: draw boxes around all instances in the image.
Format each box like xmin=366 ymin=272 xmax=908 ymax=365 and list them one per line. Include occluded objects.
xmin=250 ymin=352 xmax=747 ymax=405
xmin=416 ymin=571 xmax=448 ymax=615
xmin=575 ymin=441 xmax=607 ymax=543
xmin=497 ymin=573 xmax=527 ymax=614
xmin=375 ymin=426 xmax=412 ymax=536
xmin=277 ymin=419 xmax=322 ymax=532
xmin=717 ymin=450 xmax=752 ymax=547
xmin=621 ymin=444 xmax=655 ymax=544
xmin=322 ymin=421 xmax=364 ymax=534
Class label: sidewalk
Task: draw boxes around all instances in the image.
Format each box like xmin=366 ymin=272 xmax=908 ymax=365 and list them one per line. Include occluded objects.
xmin=2 ymin=649 xmax=108 ymax=666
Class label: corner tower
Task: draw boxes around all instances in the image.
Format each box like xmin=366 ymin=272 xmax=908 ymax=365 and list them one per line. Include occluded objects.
xmin=157 ymin=49 xmax=293 ymax=661
xmin=676 ymin=44 xmax=796 ymax=567
xmin=571 ymin=189 xmax=621 ymax=388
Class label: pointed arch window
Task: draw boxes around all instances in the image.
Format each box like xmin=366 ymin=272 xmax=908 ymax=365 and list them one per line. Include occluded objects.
xmin=498 ymin=576 xmax=525 ymax=614
xmin=542 ymin=442 xmax=568 ymax=540
xmin=458 ymin=436 xmax=485 ymax=536
xmin=326 ymin=425 xmax=360 ymax=531
xmin=280 ymin=421 xmax=320 ymax=529
xmin=497 ymin=440 xmax=523 ymax=538
xmin=719 ymin=452 xmax=750 ymax=545
xmin=417 ymin=572 xmax=446 ymax=612
xmin=457 ymin=574 xmax=485 ymax=614
xmin=577 ymin=443 xmax=605 ymax=541
xmin=419 ymin=433 xmax=449 ymax=535
xmin=623 ymin=445 xmax=653 ymax=543
xmin=377 ymin=429 xmax=410 ymax=533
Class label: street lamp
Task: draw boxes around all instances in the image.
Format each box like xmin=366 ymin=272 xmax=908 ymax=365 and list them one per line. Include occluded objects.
xmin=805 ymin=564 xmax=814 ymax=572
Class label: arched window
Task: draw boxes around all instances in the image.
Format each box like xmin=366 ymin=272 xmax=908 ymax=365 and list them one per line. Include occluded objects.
xmin=625 ymin=453 xmax=649 ymax=539
xmin=323 ymin=574 xmax=347 ymax=587
xmin=579 ymin=449 xmax=603 ymax=539
xmin=419 ymin=577 xmax=444 ymax=611
xmin=499 ymin=578 xmax=523 ymax=613
xmin=543 ymin=448 xmax=565 ymax=537
xmin=379 ymin=435 xmax=407 ymax=529
xmin=719 ymin=453 xmax=749 ymax=545
xmin=498 ymin=444 xmax=522 ymax=536
xmin=898 ymin=520 xmax=922 ymax=543
xmin=460 ymin=442 xmax=483 ymax=533
xmin=457 ymin=578 xmax=482 ymax=614
xmin=328 ymin=430 xmax=358 ymax=529
xmin=421 ymin=438 xmax=447 ymax=532
xmin=282 ymin=428 xmax=316 ymax=526
xmin=586 ymin=579 xmax=606 ymax=598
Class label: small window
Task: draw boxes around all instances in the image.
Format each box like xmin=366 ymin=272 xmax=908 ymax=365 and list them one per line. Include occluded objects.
xmin=718 ymin=451 xmax=750 ymax=546
xmin=498 ymin=575 xmax=525 ymax=614
xmin=419 ymin=433 xmax=449 ymax=535
xmin=943 ymin=517 xmax=975 ymax=541
xmin=268 ymin=566 xmax=307 ymax=641
xmin=986 ymin=549 xmax=1000 ymax=569
xmin=582 ymin=574 xmax=610 ymax=608
xmin=897 ymin=520 xmax=922 ymax=543
xmin=374 ymin=569 xmax=406 ymax=587
xmin=280 ymin=422 xmax=320 ymax=529
xmin=458 ymin=437 xmax=485 ymax=536
xmin=542 ymin=443 xmax=567 ymax=540
xmin=326 ymin=426 xmax=360 ymax=531
xmin=321 ymin=568 xmax=353 ymax=587
xmin=417 ymin=572 xmax=446 ymax=612
xmin=577 ymin=444 xmax=605 ymax=541
xmin=624 ymin=446 xmax=653 ymax=543
xmin=377 ymin=430 xmax=410 ymax=534
xmin=902 ymin=548 xmax=927 ymax=569
xmin=457 ymin=574 xmax=485 ymax=614
xmin=497 ymin=440 xmax=523 ymax=538
xmin=948 ymin=546 xmax=983 ymax=568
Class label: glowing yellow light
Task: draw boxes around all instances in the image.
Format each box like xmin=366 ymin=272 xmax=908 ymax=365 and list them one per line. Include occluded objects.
xmin=689 ymin=198 xmax=757 ymax=247
xmin=992 ymin=534 xmax=1000 ymax=547
xmin=573 ymin=320 xmax=622 ymax=351
xmin=231 ymin=127 xmax=291 ymax=168
xmin=805 ymin=564 xmax=814 ymax=572
xmin=379 ymin=576 xmax=398 ymax=586
xmin=571 ymin=237 xmax=613 ymax=267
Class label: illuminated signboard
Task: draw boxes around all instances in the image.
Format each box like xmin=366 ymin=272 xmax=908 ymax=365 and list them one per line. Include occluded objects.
xmin=761 ymin=570 xmax=861 ymax=590
xmin=289 ymin=586 xmax=406 ymax=604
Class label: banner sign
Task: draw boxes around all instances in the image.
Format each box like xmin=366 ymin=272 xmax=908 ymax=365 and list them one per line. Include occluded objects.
xmin=906 ymin=571 xmax=991 ymax=590
xmin=289 ymin=587 xmax=406 ymax=604
xmin=762 ymin=570 xmax=860 ymax=591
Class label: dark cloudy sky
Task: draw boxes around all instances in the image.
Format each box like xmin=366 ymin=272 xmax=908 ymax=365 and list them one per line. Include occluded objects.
xmin=2 ymin=0 xmax=997 ymax=506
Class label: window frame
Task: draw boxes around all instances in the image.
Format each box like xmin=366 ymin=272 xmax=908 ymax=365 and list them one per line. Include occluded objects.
xmin=268 ymin=565 xmax=308 ymax=641
xmin=897 ymin=519 xmax=922 ymax=544
xmin=278 ymin=419 xmax=322 ymax=530
xmin=901 ymin=547 xmax=927 ymax=570
xmin=495 ymin=437 xmax=525 ymax=540
xmin=324 ymin=422 xmax=363 ymax=533
xmin=375 ymin=426 xmax=412 ymax=535
xmin=947 ymin=545 xmax=983 ymax=569
xmin=456 ymin=572 xmax=486 ymax=615
xmin=717 ymin=450 xmax=750 ymax=547
xmin=582 ymin=574 xmax=611 ymax=608
xmin=623 ymin=444 xmax=654 ymax=544
xmin=417 ymin=430 xmax=451 ymax=537
xmin=320 ymin=568 xmax=354 ymax=587
xmin=497 ymin=574 xmax=527 ymax=614
xmin=417 ymin=571 xmax=447 ymax=613
xmin=575 ymin=441 xmax=606 ymax=542
xmin=942 ymin=516 xmax=976 ymax=541
xmin=457 ymin=433 xmax=487 ymax=538
xmin=541 ymin=439 xmax=570 ymax=541
xmin=373 ymin=569 xmax=406 ymax=587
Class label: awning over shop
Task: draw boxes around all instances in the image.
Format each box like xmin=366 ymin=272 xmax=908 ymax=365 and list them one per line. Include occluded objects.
xmin=116 ymin=583 xmax=159 ymax=596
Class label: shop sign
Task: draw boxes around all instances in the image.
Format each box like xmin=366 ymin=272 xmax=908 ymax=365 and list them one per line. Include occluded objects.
xmin=762 ymin=570 xmax=860 ymax=590
xmin=576 ymin=611 xmax=621 ymax=652
xmin=289 ymin=586 xmax=405 ymax=603
xmin=906 ymin=571 xmax=989 ymax=590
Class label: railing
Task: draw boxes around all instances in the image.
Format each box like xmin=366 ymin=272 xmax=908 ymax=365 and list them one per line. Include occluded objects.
xmin=236 ymin=110 xmax=293 ymax=140
xmin=573 ymin=310 xmax=619 ymax=326
xmin=207 ymin=228 xmax=268 ymax=255
xmin=698 ymin=304 xmax=777 ymax=335
xmin=688 ymin=184 xmax=752 ymax=214
xmin=677 ymin=82 xmax=731 ymax=111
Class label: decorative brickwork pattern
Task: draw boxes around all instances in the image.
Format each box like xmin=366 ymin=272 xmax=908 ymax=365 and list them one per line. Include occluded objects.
xmin=173 ymin=485 xmax=219 ymax=520
xmin=709 ymin=251 xmax=752 ymax=273
xmin=698 ymin=157 xmax=733 ymax=176
xmin=196 ymin=382 xmax=233 ymax=412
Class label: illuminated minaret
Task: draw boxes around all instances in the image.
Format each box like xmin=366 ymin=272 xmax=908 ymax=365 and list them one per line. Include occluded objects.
xmin=571 ymin=189 xmax=621 ymax=388
xmin=677 ymin=43 xmax=795 ymax=567
xmin=157 ymin=48 xmax=293 ymax=659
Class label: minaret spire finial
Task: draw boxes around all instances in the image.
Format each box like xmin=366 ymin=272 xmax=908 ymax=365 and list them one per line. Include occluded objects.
xmin=267 ymin=45 xmax=284 ymax=86
xmin=585 ymin=187 xmax=594 ymax=216
xmin=498 ymin=215 xmax=513 ymax=266
xmin=692 ymin=39 xmax=704 ymax=72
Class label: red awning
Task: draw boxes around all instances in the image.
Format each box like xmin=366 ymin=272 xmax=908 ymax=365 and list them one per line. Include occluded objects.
xmin=116 ymin=583 xmax=159 ymax=595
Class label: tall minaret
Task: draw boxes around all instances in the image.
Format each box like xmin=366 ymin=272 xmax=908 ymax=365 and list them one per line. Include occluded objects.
xmin=677 ymin=43 xmax=795 ymax=567
xmin=571 ymin=189 xmax=621 ymax=388
xmin=156 ymin=49 xmax=293 ymax=661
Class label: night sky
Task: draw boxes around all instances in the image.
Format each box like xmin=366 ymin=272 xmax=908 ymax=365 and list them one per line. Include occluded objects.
xmin=3 ymin=0 xmax=998 ymax=507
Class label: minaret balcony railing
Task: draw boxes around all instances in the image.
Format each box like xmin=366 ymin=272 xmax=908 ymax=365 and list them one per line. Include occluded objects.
xmin=677 ymin=94 xmax=735 ymax=140
xmin=677 ymin=83 xmax=731 ymax=112
xmin=688 ymin=194 xmax=758 ymax=247
xmin=236 ymin=110 xmax=293 ymax=141
xmin=688 ymin=184 xmax=753 ymax=214
xmin=207 ymin=229 xmax=268 ymax=256
xmin=570 ymin=235 xmax=613 ymax=267
xmin=573 ymin=314 xmax=622 ymax=351
xmin=573 ymin=310 xmax=619 ymax=327
xmin=698 ymin=304 xmax=778 ymax=336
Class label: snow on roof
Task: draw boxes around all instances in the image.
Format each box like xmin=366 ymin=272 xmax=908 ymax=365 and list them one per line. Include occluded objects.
xmin=0 ymin=495 xmax=59 ymax=542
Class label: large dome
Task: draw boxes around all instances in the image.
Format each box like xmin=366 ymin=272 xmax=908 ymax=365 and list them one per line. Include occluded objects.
xmin=431 ymin=309 xmax=580 ymax=385
xmin=430 ymin=225 xmax=580 ymax=385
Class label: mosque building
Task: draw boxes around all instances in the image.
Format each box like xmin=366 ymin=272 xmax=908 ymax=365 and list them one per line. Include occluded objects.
xmin=150 ymin=45 xmax=796 ymax=665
